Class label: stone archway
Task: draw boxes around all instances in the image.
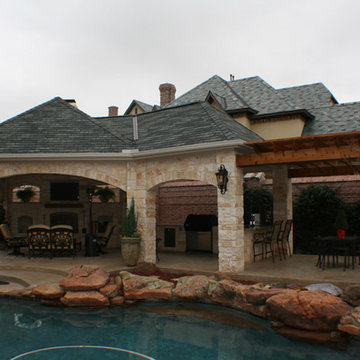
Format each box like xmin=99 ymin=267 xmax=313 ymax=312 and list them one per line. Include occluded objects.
xmin=0 ymin=160 xmax=127 ymax=191
xmin=134 ymin=149 xmax=246 ymax=272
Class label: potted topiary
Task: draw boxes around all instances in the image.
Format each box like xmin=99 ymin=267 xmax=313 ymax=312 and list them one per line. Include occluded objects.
xmin=334 ymin=209 xmax=349 ymax=239
xmin=120 ymin=198 xmax=141 ymax=266
xmin=16 ymin=186 xmax=35 ymax=203
xmin=94 ymin=186 xmax=115 ymax=203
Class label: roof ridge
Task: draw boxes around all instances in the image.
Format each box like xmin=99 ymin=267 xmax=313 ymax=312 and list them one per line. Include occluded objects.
xmin=98 ymin=101 xmax=205 ymax=120
xmin=57 ymin=98 xmax=131 ymax=147
xmin=310 ymin=101 xmax=360 ymax=110
xmin=199 ymin=102 xmax=261 ymax=140
xmin=0 ymin=97 xmax=61 ymax=128
xmin=277 ymin=82 xmax=324 ymax=91
xmin=230 ymin=75 xmax=261 ymax=83
xmin=165 ymin=75 xmax=221 ymax=108
xmin=199 ymin=102 xmax=235 ymax=140
xmin=256 ymin=77 xmax=298 ymax=110
xmin=221 ymin=78 xmax=253 ymax=109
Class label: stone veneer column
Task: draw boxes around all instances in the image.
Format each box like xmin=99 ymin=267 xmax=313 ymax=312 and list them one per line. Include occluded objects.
xmin=217 ymin=160 xmax=244 ymax=273
xmin=272 ymin=165 xmax=293 ymax=253
xmin=127 ymin=160 xmax=157 ymax=264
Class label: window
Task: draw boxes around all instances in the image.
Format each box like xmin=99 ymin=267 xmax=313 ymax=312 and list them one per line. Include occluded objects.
xmin=12 ymin=185 xmax=40 ymax=203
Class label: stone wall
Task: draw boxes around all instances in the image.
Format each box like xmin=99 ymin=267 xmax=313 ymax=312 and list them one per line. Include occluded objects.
xmin=0 ymin=148 xmax=246 ymax=272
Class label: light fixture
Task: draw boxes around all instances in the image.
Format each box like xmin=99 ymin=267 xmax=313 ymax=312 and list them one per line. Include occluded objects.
xmin=86 ymin=185 xmax=96 ymax=234
xmin=216 ymin=164 xmax=228 ymax=194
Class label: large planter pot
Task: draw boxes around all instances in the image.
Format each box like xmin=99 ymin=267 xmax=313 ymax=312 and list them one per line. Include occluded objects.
xmin=120 ymin=237 xmax=141 ymax=266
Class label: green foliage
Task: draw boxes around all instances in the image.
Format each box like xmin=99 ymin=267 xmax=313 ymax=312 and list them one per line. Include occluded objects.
xmin=16 ymin=186 xmax=35 ymax=202
xmin=345 ymin=201 xmax=360 ymax=235
xmin=95 ymin=186 xmax=115 ymax=203
xmin=244 ymin=186 xmax=273 ymax=226
xmin=334 ymin=209 xmax=349 ymax=230
xmin=293 ymin=185 xmax=343 ymax=253
xmin=122 ymin=198 xmax=138 ymax=237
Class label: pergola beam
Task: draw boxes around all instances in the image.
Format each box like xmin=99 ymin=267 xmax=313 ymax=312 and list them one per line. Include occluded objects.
xmin=289 ymin=165 xmax=360 ymax=178
xmin=237 ymin=143 xmax=360 ymax=167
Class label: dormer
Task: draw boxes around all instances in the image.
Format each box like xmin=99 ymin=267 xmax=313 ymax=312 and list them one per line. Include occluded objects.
xmin=205 ymin=91 xmax=227 ymax=112
xmin=124 ymin=100 xmax=154 ymax=115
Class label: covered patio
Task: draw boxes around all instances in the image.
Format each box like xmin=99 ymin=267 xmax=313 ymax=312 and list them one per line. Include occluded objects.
xmin=238 ymin=131 xmax=360 ymax=261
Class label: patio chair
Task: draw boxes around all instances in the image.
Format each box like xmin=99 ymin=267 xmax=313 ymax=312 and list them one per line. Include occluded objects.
xmin=0 ymin=223 xmax=27 ymax=256
xmin=27 ymin=225 xmax=51 ymax=258
xmin=51 ymin=225 xmax=76 ymax=257
xmin=277 ymin=219 xmax=293 ymax=259
xmin=253 ymin=220 xmax=283 ymax=263
xmin=95 ymin=223 xmax=115 ymax=254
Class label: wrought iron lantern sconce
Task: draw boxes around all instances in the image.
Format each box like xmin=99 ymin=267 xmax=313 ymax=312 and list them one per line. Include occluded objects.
xmin=216 ymin=164 xmax=228 ymax=194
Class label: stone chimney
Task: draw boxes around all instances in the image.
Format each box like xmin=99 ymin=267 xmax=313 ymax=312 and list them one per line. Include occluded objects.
xmin=159 ymin=83 xmax=176 ymax=107
xmin=108 ymin=106 xmax=119 ymax=116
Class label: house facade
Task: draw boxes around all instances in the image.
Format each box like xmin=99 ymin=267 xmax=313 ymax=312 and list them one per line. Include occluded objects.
xmin=0 ymin=75 xmax=359 ymax=272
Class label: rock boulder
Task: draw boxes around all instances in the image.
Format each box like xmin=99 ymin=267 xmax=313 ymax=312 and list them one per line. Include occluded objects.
xmin=173 ymin=275 xmax=210 ymax=301
xmin=32 ymin=283 xmax=65 ymax=299
xmin=61 ymin=290 xmax=110 ymax=307
xmin=59 ymin=265 xmax=109 ymax=291
xmin=121 ymin=271 xmax=174 ymax=300
xmin=266 ymin=290 xmax=352 ymax=331
xmin=338 ymin=306 xmax=360 ymax=336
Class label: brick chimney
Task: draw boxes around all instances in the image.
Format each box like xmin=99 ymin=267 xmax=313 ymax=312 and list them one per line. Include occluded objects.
xmin=65 ymin=99 xmax=77 ymax=108
xmin=108 ymin=106 xmax=119 ymax=116
xmin=159 ymin=83 xmax=176 ymax=107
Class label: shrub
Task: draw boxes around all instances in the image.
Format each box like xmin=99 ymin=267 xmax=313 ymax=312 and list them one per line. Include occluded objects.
xmin=293 ymin=185 xmax=343 ymax=253
xmin=345 ymin=201 xmax=360 ymax=235
xmin=334 ymin=209 xmax=349 ymax=230
xmin=244 ymin=187 xmax=273 ymax=226
xmin=122 ymin=198 xmax=138 ymax=237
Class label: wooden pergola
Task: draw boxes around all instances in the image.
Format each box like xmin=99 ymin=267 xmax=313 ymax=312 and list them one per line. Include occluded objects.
xmin=237 ymin=131 xmax=360 ymax=178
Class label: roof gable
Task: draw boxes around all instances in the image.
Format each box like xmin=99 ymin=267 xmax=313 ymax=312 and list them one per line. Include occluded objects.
xmin=124 ymin=100 xmax=154 ymax=115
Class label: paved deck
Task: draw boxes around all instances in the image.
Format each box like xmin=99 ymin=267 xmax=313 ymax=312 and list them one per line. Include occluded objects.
xmin=0 ymin=249 xmax=359 ymax=290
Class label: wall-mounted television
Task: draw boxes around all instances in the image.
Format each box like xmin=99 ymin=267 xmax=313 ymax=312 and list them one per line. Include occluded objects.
xmin=50 ymin=182 xmax=79 ymax=201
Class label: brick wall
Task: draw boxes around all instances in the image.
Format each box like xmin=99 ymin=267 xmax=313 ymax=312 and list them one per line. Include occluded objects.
xmin=157 ymin=181 xmax=217 ymax=226
xmin=263 ymin=175 xmax=360 ymax=205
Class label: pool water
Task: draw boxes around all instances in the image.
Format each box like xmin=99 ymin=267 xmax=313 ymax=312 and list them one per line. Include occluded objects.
xmin=0 ymin=299 xmax=359 ymax=360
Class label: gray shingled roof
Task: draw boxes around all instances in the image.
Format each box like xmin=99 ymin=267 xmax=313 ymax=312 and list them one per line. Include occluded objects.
xmin=303 ymin=102 xmax=360 ymax=136
xmin=229 ymin=76 xmax=299 ymax=115
xmin=277 ymin=83 xmax=337 ymax=109
xmin=0 ymin=98 xmax=130 ymax=153
xmin=0 ymin=97 xmax=261 ymax=154
xmin=95 ymin=102 xmax=262 ymax=151
xmin=168 ymin=75 xmax=300 ymax=115
xmin=166 ymin=75 xmax=250 ymax=111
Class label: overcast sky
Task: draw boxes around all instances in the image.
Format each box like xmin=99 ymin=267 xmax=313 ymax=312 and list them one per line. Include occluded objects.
xmin=0 ymin=0 xmax=359 ymax=121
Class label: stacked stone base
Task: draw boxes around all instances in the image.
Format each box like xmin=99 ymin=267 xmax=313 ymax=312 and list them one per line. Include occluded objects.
xmin=2 ymin=264 xmax=360 ymax=344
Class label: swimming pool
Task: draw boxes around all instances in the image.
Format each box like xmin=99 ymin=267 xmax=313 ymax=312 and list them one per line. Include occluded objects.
xmin=0 ymin=299 xmax=359 ymax=360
